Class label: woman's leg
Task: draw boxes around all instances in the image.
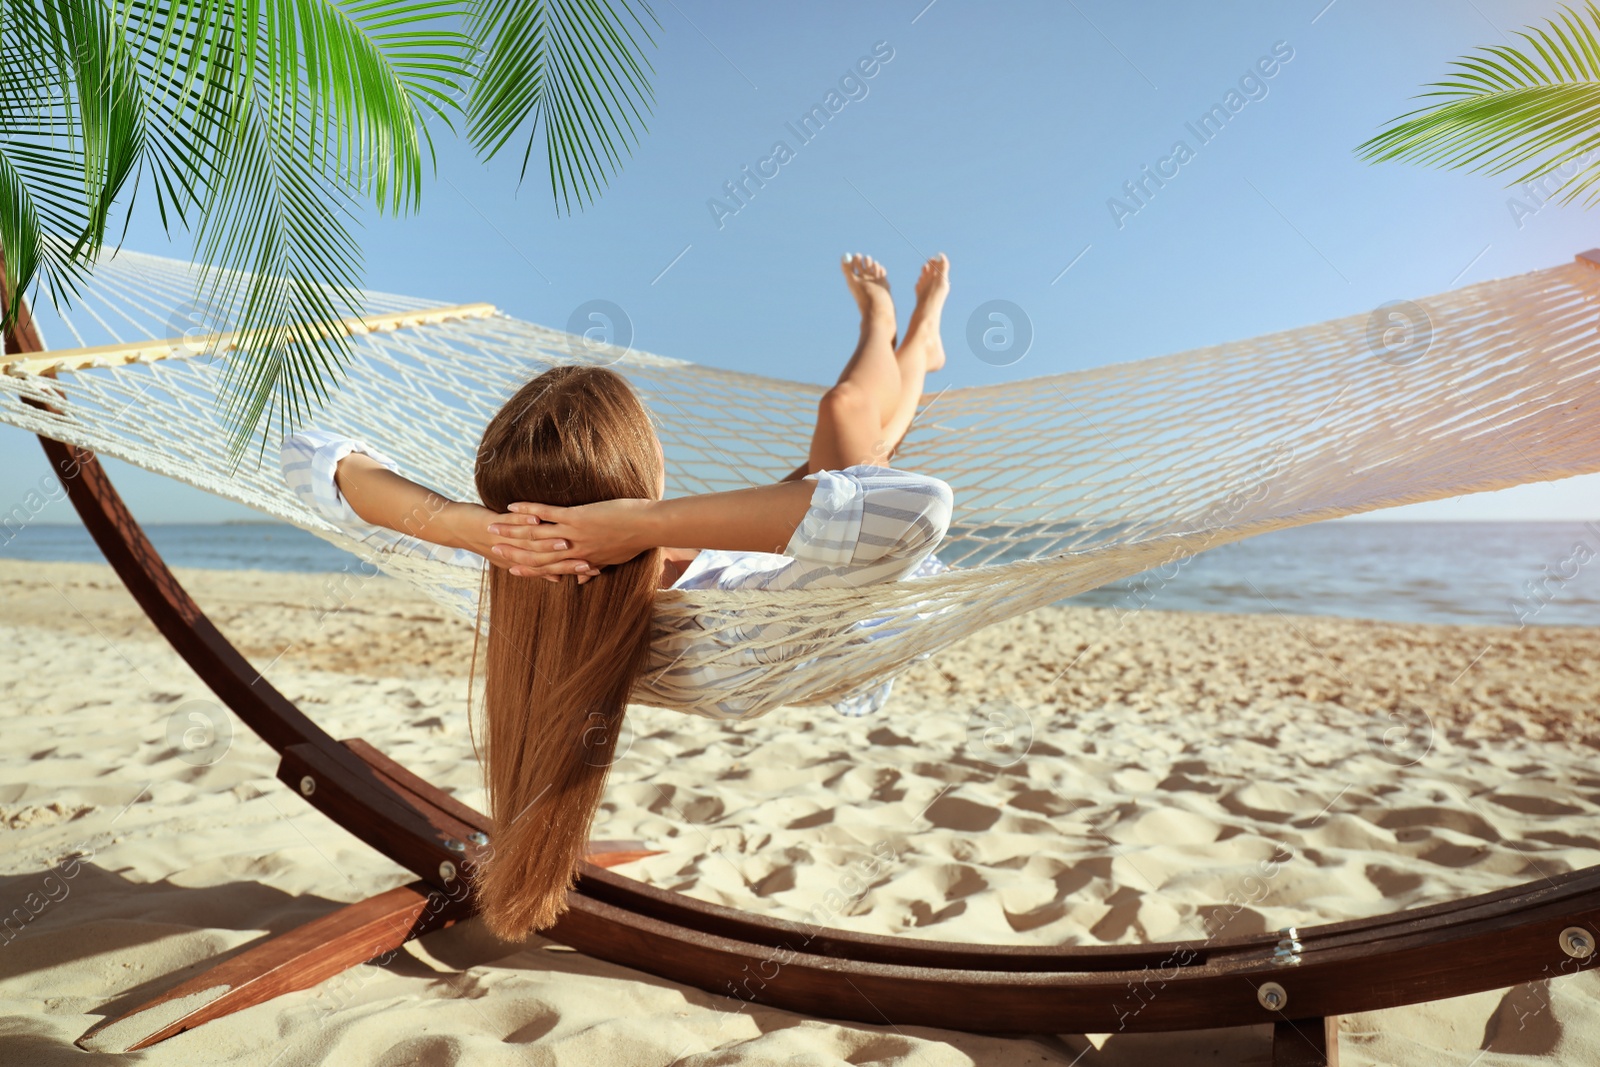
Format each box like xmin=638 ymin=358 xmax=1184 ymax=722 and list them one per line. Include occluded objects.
xmin=786 ymin=253 xmax=949 ymax=479
xmin=795 ymin=254 xmax=901 ymax=473
xmin=879 ymin=254 xmax=949 ymax=461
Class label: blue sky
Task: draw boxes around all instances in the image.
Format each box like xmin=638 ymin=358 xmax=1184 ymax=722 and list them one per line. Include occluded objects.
xmin=5 ymin=0 xmax=1598 ymax=524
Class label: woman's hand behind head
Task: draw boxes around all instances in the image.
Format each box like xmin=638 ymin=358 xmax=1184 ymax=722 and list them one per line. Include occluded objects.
xmin=487 ymin=497 xmax=659 ymax=580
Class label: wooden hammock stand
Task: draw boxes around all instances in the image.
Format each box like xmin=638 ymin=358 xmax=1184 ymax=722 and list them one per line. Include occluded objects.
xmin=10 ymin=274 xmax=1600 ymax=1067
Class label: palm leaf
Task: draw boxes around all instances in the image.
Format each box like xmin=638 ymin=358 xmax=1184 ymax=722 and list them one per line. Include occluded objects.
xmin=192 ymin=89 xmax=370 ymax=457
xmin=467 ymin=0 xmax=657 ymax=213
xmin=0 ymin=0 xmax=146 ymax=322
xmin=1 ymin=0 xmax=659 ymax=462
xmin=0 ymin=153 xmax=47 ymax=324
xmin=112 ymin=0 xmax=475 ymax=460
xmin=1356 ymin=1 xmax=1600 ymax=208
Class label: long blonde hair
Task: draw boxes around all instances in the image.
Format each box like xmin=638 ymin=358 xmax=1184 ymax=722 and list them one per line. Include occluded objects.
xmin=470 ymin=365 xmax=663 ymax=939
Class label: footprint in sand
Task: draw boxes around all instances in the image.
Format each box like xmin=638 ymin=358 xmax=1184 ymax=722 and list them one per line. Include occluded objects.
xmin=921 ymin=794 xmax=1001 ymax=832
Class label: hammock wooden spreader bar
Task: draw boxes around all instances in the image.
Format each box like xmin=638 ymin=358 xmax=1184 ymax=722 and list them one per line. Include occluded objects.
xmin=0 ymin=302 xmax=498 ymax=379
xmin=7 ymin=263 xmax=1597 ymax=1066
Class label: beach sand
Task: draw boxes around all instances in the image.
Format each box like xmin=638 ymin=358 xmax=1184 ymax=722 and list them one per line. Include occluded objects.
xmin=3 ymin=557 xmax=1600 ymax=1065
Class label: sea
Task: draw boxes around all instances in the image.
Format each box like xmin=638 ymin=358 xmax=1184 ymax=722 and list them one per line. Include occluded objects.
xmin=2 ymin=520 xmax=1597 ymax=629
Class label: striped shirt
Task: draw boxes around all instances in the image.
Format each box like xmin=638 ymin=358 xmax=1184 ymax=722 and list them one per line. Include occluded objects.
xmin=280 ymin=431 xmax=952 ymax=720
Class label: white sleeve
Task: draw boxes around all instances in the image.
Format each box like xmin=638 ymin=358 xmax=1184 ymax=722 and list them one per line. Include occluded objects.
xmin=773 ymin=465 xmax=953 ymax=589
xmin=279 ymin=430 xmax=483 ymax=571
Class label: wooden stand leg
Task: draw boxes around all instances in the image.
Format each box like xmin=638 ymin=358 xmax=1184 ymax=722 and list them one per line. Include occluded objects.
xmin=73 ymin=841 xmax=659 ymax=1053
xmin=1272 ymin=1016 xmax=1339 ymax=1067
xmin=75 ymin=880 xmax=468 ymax=1053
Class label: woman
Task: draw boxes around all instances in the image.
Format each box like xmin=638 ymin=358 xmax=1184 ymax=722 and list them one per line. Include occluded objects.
xmin=281 ymin=253 xmax=953 ymax=939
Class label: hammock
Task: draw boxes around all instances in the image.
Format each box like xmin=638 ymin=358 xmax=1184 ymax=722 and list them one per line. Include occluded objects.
xmin=3 ymin=250 xmax=1598 ymax=718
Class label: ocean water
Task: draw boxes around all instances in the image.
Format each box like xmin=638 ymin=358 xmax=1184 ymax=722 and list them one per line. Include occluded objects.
xmin=1056 ymin=521 xmax=1600 ymax=628
xmin=2 ymin=522 xmax=353 ymax=576
xmin=3 ymin=520 xmax=1597 ymax=628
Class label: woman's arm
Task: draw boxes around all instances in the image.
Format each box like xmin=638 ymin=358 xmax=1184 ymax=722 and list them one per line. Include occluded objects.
xmin=333 ymin=453 xmax=483 ymax=552
xmin=334 ymin=453 xmax=596 ymax=579
xmin=488 ymin=479 xmax=817 ymax=577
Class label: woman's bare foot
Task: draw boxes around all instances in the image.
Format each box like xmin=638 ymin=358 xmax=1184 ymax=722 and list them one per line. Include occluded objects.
xmin=841 ymin=253 xmax=895 ymax=329
xmin=901 ymin=253 xmax=949 ymax=371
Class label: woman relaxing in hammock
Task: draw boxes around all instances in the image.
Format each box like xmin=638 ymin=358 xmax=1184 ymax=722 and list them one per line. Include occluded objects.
xmin=280 ymin=253 xmax=952 ymax=938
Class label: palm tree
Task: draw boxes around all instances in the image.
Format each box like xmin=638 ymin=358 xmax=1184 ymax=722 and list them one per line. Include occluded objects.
xmin=0 ymin=0 xmax=657 ymax=457
xmin=1356 ymin=2 xmax=1600 ymax=218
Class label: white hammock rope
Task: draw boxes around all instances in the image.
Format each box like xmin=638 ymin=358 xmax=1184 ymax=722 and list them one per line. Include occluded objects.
xmin=3 ymin=250 xmax=1598 ymax=717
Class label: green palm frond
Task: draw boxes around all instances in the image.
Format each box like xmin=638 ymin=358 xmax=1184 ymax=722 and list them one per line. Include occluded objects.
xmin=0 ymin=154 xmax=48 ymax=323
xmin=192 ymin=81 xmax=372 ymax=454
xmin=132 ymin=0 xmax=475 ymax=461
xmin=1356 ymin=1 xmax=1600 ymax=208
xmin=1 ymin=0 xmax=476 ymax=460
xmin=467 ymin=0 xmax=658 ymax=213
xmin=0 ymin=0 xmax=145 ymax=321
xmin=0 ymin=0 xmax=659 ymax=462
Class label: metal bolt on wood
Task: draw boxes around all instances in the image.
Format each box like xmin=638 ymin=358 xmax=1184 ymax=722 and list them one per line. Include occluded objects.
xmin=1258 ymin=982 xmax=1288 ymax=1012
xmin=299 ymin=776 xmax=315 ymax=796
xmin=1561 ymin=926 xmax=1595 ymax=959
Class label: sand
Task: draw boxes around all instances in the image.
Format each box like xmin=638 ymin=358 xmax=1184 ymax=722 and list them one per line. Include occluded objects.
xmin=3 ymin=557 xmax=1600 ymax=1065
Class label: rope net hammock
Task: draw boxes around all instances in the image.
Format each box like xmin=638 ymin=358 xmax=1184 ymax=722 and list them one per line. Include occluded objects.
xmin=3 ymin=250 xmax=1598 ymax=718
